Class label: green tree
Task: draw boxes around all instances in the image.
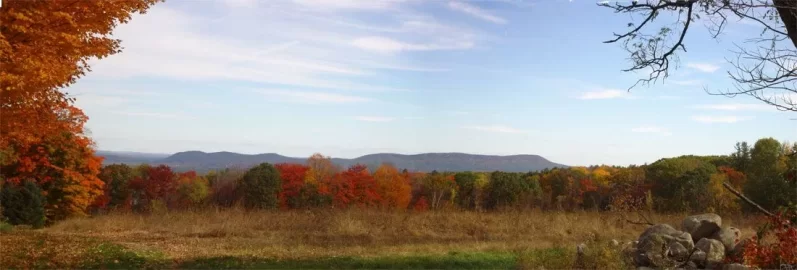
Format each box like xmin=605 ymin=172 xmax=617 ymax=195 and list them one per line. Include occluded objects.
xmin=0 ymin=180 xmax=45 ymax=228
xmin=646 ymin=156 xmax=717 ymax=213
xmin=732 ymin=142 xmax=752 ymax=173
xmin=239 ymin=163 xmax=281 ymax=209
xmin=98 ymin=164 xmax=136 ymax=209
xmin=484 ymin=171 xmax=527 ymax=209
xmin=746 ymin=138 xmax=792 ymax=211
xmin=454 ymin=172 xmax=478 ymax=210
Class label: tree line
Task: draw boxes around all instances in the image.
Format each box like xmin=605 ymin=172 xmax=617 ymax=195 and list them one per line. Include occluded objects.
xmin=2 ymin=138 xmax=795 ymax=227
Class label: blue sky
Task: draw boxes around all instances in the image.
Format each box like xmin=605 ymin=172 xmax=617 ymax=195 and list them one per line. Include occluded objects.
xmin=68 ymin=0 xmax=796 ymax=166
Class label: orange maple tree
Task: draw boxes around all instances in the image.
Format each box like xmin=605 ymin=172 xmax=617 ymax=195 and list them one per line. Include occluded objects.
xmin=373 ymin=163 xmax=411 ymax=210
xmin=0 ymin=0 xmax=160 ymax=220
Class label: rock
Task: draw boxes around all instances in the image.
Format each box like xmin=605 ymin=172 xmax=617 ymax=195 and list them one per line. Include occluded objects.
xmin=684 ymin=261 xmax=698 ymax=270
xmin=611 ymin=239 xmax=620 ymax=246
xmin=729 ymin=238 xmax=750 ymax=258
xmin=635 ymin=224 xmax=694 ymax=267
xmin=689 ymin=249 xmax=706 ymax=262
xmin=637 ymin=267 xmax=656 ymax=270
xmin=667 ymin=242 xmax=689 ymax=261
xmin=723 ymin=263 xmax=751 ymax=270
xmin=695 ymin=238 xmax=725 ymax=268
xmin=711 ymin=227 xmax=741 ymax=254
xmin=638 ymin=224 xmax=695 ymax=250
xmin=682 ymin=213 xmax=722 ymax=242
xmin=576 ymin=243 xmax=587 ymax=255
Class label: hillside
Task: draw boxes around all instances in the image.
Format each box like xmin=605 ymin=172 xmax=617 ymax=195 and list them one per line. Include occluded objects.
xmin=98 ymin=151 xmax=567 ymax=172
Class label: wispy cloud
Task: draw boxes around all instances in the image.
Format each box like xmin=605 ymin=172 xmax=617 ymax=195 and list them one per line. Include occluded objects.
xmin=655 ymin=95 xmax=681 ymax=100
xmin=292 ymin=0 xmax=398 ymax=11
xmin=445 ymin=110 xmax=470 ymax=116
xmin=448 ymin=1 xmax=508 ymax=24
xmin=670 ymin=79 xmax=702 ymax=86
xmin=686 ymin=62 xmax=720 ymax=73
xmin=631 ymin=125 xmax=672 ymax=136
xmin=111 ymin=111 xmax=193 ymax=120
xmin=691 ymin=115 xmax=752 ymax=123
xmin=693 ymin=103 xmax=772 ymax=111
xmin=355 ymin=116 xmax=395 ymax=122
xmin=578 ymin=89 xmax=634 ymax=100
xmin=462 ymin=125 xmax=527 ymax=134
xmin=257 ymin=89 xmax=372 ymax=104
xmin=352 ymin=36 xmax=474 ymax=53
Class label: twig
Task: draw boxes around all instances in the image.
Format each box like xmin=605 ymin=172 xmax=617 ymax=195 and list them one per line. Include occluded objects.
xmin=722 ymin=182 xmax=775 ymax=218
xmin=677 ymin=247 xmax=699 ymax=268
xmin=625 ymin=211 xmax=655 ymax=225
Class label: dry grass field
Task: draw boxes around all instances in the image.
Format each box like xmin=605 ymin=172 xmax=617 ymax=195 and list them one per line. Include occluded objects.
xmin=0 ymin=209 xmax=764 ymax=269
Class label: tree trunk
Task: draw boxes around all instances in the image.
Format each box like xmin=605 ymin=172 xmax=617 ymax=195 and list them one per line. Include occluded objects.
xmin=774 ymin=0 xmax=797 ymax=48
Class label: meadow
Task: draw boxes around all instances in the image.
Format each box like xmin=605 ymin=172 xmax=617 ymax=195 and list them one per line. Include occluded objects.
xmin=0 ymin=209 xmax=762 ymax=269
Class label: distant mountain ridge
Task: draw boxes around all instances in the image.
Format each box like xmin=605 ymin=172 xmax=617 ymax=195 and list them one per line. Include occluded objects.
xmin=98 ymin=150 xmax=568 ymax=173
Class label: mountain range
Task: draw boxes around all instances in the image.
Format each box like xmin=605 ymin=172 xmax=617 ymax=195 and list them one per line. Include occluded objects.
xmin=97 ymin=150 xmax=568 ymax=173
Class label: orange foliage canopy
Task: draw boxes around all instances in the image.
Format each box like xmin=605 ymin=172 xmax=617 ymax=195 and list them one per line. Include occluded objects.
xmin=0 ymin=0 xmax=159 ymax=219
xmin=373 ymin=163 xmax=412 ymax=210
xmin=328 ymin=164 xmax=381 ymax=208
xmin=0 ymin=0 xmax=159 ymax=163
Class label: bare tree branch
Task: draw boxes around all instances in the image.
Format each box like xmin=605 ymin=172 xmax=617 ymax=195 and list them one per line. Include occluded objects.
xmin=603 ymin=0 xmax=797 ymax=111
xmin=722 ymin=181 xmax=775 ymax=218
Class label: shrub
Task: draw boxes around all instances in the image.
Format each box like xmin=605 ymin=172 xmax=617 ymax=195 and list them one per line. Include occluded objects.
xmin=0 ymin=180 xmax=46 ymax=228
xmin=240 ymin=163 xmax=281 ymax=209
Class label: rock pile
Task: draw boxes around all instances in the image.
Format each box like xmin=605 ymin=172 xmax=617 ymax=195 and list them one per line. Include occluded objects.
xmin=627 ymin=213 xmax=749 ymax=270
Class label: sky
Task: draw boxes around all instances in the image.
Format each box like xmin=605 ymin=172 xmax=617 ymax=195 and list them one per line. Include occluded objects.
xmin=68 ymin=0 xmax=797 ymax=166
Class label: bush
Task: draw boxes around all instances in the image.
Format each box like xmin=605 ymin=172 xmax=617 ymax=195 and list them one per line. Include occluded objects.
xmin=0 ymin=180 xmax=46 ymax=228
xmin=240 ymin=163 xmax=281 ymax=209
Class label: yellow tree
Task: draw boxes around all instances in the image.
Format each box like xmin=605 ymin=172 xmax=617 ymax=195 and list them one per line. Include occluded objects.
xmin=305 ymin=153 xmax=338 ymax=185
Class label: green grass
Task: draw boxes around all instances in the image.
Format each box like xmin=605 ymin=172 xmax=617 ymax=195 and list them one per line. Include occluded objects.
xmin=0 ymin=221 xmax=12 ymax=234
xmin=179 ymin=251 xmax=516 ymax=269
xmin=79 ymin=243 xmax=169 ymax=269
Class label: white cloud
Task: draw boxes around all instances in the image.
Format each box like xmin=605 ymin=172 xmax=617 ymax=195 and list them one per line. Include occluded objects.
xmin=631 ymin=126 xmax=672 ymax=136
xmin=86 ymin=4 xmax=459 ymax=92
xmin=693 ymin=103 xmax=772 ymax=111
xmin=351 ymin=36 xmax=473 ymax=53
xmin=462 ymin=125 xmax=527 ymax=134
xmin=691 ymin=115 xmax=752 ymax=123
xmin=355 ymin=116 xmax=395 ymax=122
xmin=448 ymin=1 xmax=508 ymax=24
xmin=686 ymin=62 xmax=720 ymax=73
xmin=257 ymin=89 xmax=372 ymax=104
xmin=578 ymin=89 xmax=633 ymax=100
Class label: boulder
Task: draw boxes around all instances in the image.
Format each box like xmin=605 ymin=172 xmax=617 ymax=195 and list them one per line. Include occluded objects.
xmin=729 ymin=238 xmax=751 ymax=258
xmin=710 ymin=227 xmax=741 ymax=254
xmin=635 ymin=224 xmax=694 ymax=267
xmin=688 ymin=249 xmax=707 ymax=264
xmin=682 ymin=213 xmax=722 ymax=242
xmin=667 ymin=241 xmax=689 ymax=261
xmin=695 ymin=238 xmax=725 ymax=268
xmin=638 ymin=224 xmax=695 ymax=250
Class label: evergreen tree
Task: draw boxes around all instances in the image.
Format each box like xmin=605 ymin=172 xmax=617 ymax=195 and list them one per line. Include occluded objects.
xmin=0 ymin=180 xmax=46 ymax=228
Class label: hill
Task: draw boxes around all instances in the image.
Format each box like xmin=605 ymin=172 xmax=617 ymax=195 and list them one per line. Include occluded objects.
xmin=97 ymin=151 xmax=568 ymax=172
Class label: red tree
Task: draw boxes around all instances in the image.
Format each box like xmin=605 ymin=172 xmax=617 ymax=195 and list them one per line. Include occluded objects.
xmin=129 ymin=165 xmax=176 ymax=211
xmin=275 ymin=163 xmax=309 ymax=209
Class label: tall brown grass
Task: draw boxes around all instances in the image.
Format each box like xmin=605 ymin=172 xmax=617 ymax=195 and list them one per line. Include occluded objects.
xmin=30 ymin=209 xmax=763 ymax=260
